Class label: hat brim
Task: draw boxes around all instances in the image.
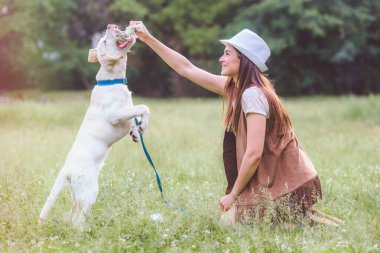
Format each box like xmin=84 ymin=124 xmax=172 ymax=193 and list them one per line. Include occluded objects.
xmin=220 ymin=39 xmax=268 ymax=72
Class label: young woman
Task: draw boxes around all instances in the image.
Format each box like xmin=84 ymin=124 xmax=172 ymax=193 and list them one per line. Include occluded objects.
xmin=130 ymin=21 xmax=342 ymax=226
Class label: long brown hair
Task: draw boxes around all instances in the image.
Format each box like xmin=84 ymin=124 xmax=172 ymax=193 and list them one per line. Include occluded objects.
xmin=224 ymin=52 xmax=293 ymax=136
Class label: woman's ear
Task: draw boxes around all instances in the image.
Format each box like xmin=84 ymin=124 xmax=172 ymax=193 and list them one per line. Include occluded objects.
xmin=88 ymin=48 xmax=98 ymax=62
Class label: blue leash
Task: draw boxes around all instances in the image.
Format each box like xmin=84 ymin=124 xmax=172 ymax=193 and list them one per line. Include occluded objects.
xmin=134 ymin=117 xmax=185 ymax=212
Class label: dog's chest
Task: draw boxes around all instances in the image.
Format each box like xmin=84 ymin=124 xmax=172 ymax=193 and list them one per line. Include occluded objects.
xmin=85 ymin=86 xmax=133 ymax=139
xmin=90 ymin=85 xmax=131 ymax=108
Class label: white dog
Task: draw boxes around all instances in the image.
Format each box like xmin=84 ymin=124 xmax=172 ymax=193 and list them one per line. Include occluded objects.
xmin=39 ymin=24 xmax=150 ymax=228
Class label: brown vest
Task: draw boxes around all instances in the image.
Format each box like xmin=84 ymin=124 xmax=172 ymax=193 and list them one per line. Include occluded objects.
xmin=235 ymin=111 xmax=317 ymax=206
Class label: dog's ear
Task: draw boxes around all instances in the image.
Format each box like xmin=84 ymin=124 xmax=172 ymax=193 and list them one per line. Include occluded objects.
xmin=88 ymin=48 xmax=98 ymax=62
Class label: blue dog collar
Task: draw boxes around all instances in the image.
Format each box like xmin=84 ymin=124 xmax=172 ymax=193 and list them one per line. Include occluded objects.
xmin=96 ymin=78 xmax=128 ymax=86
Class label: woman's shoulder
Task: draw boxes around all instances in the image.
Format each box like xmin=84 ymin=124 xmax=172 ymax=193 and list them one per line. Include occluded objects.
xmin=242 ymin=86 xmax=265 ymax=98
xmin=242 ymin=86 xmax=268 ymax=105
xmin=241 ymin=86 xmax=269 ymax=118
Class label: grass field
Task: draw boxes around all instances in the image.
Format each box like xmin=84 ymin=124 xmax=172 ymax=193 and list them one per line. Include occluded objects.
xmin=0 ymin=91 xmax=379 ymax=252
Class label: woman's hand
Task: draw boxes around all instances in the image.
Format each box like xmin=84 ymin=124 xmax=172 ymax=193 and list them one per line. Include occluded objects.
xmin=219 ymin=193 xmax=235 ymax=212
xmin=129 ymin=21 xmax=151 ymax=43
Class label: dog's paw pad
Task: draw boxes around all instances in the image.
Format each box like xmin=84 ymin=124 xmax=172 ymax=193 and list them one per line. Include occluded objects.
xmin=130 ymin=128 xmax=140 ymax=142
xmin=138 ymin=127 xmax=147 ymax=135
xmin=132 ymin=135 xmax=139 ymax=142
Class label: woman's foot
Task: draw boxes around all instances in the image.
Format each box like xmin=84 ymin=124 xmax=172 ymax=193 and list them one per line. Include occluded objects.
xmin=307 ymin=208 xmax=344 ymax=227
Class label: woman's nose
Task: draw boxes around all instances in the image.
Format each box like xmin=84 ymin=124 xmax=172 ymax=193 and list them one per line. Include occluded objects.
xmin=219 ymin=56 xmax=224 ymax=63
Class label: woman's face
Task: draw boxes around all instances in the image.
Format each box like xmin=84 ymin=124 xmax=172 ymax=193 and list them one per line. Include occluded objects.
xmin=219 ymin=44 xmax=241 ymax=79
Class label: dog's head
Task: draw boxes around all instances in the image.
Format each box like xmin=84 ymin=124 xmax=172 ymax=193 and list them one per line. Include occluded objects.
xmin=88 ymin=24 xmax=136 ymax=63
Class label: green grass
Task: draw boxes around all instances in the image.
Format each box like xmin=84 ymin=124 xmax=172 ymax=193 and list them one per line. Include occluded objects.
xmin=0 ymin=91 xmax=379 ymax=252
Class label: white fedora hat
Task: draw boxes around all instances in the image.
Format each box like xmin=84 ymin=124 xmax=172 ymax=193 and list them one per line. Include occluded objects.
xmin=220 ymin=29 xmax=271 ymax=72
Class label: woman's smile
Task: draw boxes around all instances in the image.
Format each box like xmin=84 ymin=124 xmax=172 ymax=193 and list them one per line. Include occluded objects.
xmin=219 ymin=43 xmax=240 ymax=80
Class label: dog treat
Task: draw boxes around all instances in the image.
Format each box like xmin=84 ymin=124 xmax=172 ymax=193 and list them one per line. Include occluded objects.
xmin=150 ymin=213 xmax=164 ymax=222
xmin=125 ymin=24 xmax=144 ymax=37
xmin=115 ymin=24 xmax=143 ymax=43
xmin=115 ymin=30 xmax=130 ymax=42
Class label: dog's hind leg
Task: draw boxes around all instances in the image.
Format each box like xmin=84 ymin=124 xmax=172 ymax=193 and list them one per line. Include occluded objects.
xmin=71 ymin=180 xmax=99 ymax=229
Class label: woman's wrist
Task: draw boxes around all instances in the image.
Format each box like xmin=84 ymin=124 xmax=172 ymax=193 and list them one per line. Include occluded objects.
xmin=231 ymin=191 xmax=239 ymax=201
xmin=143 ymin=34 xmax=154 ymax=44
xmin=144 ymin=33 xmax=159 ymax=47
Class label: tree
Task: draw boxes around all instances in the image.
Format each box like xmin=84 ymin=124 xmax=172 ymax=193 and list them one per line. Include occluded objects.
xmin=1 ymin=0 xmax=379 ymax=96
xmin=225 ymin=0 xmax=380 ymax=95
xmin=0 ymin=0 xmax=27 ymax=90
xmin=1 ymin=0 xmax=119 ymax=90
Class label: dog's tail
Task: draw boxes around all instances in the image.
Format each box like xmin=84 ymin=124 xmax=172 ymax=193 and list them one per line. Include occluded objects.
xmin=39 ymin=169 xmax=67 ymax=223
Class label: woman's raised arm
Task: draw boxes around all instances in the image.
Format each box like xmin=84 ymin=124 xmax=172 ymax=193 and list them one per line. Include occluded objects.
xmin=130 ymin=21 xmax=227 ymax=95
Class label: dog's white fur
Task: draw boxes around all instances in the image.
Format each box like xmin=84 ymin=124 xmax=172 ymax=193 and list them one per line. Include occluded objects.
xmin=39 ymin=24 xmax=149 ymax=228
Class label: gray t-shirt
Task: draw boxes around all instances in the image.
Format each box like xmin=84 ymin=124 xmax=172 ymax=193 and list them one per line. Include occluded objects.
xmin=241 ymin=87 xmax=269 ymax=118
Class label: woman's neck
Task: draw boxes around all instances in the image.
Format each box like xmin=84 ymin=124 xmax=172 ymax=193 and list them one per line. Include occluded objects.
xmin=232 ymin=75 xmax=238 ymax=84
xmin=232 ymin=75 xmax=239 ymax=89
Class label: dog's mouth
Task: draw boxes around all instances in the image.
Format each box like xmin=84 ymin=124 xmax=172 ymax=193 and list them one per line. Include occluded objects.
xmin=116 ymin=38 xmax=133 ymax=49
xmin=115 ymin=29 xmax=134 ymax=49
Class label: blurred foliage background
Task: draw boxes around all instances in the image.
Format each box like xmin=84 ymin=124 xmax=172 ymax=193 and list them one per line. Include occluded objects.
xmin=0 ymin=0 xmax=379 ymax=97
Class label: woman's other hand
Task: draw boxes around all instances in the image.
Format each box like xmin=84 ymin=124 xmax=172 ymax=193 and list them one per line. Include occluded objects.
xmin=129 ymin=21 xmax=151 ymax=43
xmin=219 ymin=193 xmax=235 ymax=212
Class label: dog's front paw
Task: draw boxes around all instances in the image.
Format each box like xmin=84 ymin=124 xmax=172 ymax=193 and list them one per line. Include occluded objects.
xmin=139 ymin=114 xmax=149 ymax=135
xmin=130 ymin=125 xmax=140 ymax=142
xmin=134 ymin=118 xmax=148 ymax=135
xmin=138 ymin=122 xmax=147 ymax=134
